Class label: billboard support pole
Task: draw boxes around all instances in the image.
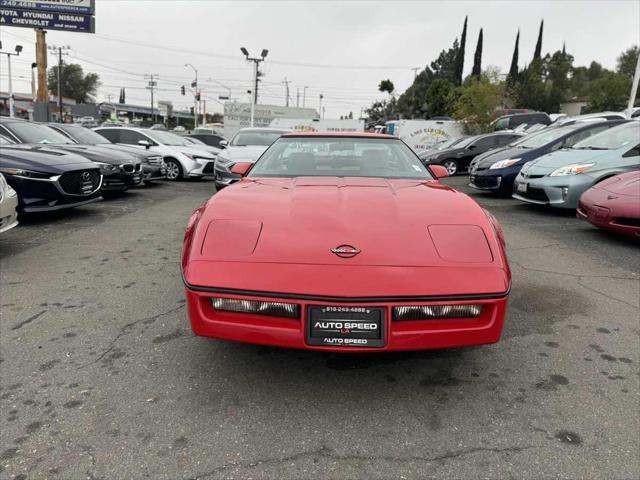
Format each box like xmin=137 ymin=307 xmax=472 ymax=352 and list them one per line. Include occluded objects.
xmin=35 ymin=29 xmax=48 ymax=103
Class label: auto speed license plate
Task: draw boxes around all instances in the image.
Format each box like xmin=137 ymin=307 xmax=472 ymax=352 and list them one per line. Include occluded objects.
xmin=307 ymin=306 xmax=385 ymax=348
xmin=517 ymin=182 xmax=528 ymax=193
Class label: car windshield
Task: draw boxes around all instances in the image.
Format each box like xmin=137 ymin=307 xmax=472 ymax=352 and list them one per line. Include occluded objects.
xmin=454 ymin=135 xmax=481 ymax=148
xmin=510 ymin=125 xmax=577 ymax=148
xmin=144 ymin=130 xmax=192 ymax=146
xmin=231 ymin=130 xmax=286 ymax=146
xmin=185 ymin=137 xmax=206 ymax=145
xmin=59 ymin=125 xmax=111 ymax=144
xmin=4 ymin=122 xmax=74 ymax=144
xmin=435 ymin=137 xmax=466 ymax=150
xmin=249 ymin=137 xmax=434 ymax=180
xmin=572 ymin=122 xmax=639 ymax=150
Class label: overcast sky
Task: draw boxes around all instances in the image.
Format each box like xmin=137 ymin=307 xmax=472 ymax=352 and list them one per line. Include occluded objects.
xmin=1 ymin=0 xmax=638 ymax=118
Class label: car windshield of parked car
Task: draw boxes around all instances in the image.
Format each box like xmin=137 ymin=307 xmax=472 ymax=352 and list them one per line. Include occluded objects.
xmin=5 ymin=122 xmax=74 ymax=144
xmin=510 ymin=125 xmax=577 ymax=149
xmin=249 ymin=137 xmax=434 ymax=180
xmin=231 ymin=130 xmax=285 ymax=146
xmin=62 ymin=126 xmax=111 ymax=145
xmin=144 ymin=130 xmax=192 ymax=146
xmin=185 ymin=137 xmax=206 ymax=145
xmin=435 ymin=137 xmax=466 ymax=151
xmin=572 ymin=122 xmax=639 ymax=150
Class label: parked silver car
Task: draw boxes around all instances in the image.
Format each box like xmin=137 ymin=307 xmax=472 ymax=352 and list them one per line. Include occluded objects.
xmin=0 ymin=173 xmax=19 ymax=234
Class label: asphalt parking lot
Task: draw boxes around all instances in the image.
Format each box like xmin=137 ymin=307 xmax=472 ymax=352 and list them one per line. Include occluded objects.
xmin=1 ymin=176 xmax=638 ymax=480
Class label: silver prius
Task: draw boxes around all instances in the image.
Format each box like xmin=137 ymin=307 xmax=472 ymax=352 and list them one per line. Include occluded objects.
xmin=512 ymin=121 xmax=639 ymax=209
xmin=0 ymin=173 xmax=19 ymax=234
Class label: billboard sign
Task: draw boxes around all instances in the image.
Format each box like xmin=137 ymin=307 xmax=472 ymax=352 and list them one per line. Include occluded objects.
xmin=1 ymin=0 xmax=95 ymax=14
xmin=0 ymin=7 xmax=94 ymax=32
xmin=223 ymin=102 xmax=318 ymax=139
xmin=270 ymin=118 xmax=364 ymax=133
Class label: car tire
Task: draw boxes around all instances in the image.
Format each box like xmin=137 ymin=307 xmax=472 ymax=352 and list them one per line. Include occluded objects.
xmin=164 ymin=159 xmax=183 ymax=181
xmin=442 ymin=159 xmax=458 ymax=176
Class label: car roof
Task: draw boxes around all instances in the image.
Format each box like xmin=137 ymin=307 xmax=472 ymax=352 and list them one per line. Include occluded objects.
xmin=281 ymin=132 xmax=393 ymax=139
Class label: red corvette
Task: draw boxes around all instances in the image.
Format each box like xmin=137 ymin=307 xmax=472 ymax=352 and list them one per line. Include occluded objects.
xmin=577 ymin=171 xmax=640 ymax=239
xmin=182 ymin=133 xmax=511 ymax=352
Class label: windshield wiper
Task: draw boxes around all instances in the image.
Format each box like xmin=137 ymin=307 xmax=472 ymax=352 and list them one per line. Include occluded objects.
xmin=574 ymin=146 xmax=608 ymax=150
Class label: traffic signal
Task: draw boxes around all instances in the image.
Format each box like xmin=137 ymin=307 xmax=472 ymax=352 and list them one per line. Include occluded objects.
xmin=195 ymin=92 xmax=201 ymax=101
xmin=190 ymin=107 xmax=194 ymax=115
xmin=180 ymin=85 xmax=185 ymax=95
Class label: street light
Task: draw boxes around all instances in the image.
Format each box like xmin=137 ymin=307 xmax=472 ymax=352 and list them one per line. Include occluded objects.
xmin=0 ymin=43 xmax=23 ymax=118
xmin=240 ymin=47 xmax=269 ymax=127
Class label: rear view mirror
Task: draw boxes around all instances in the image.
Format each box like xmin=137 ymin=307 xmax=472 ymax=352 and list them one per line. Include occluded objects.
xmin=231 ymin=162 xmax=252 ymax=176
xmin=428 ymin=165 xmax=449 ymax=179
xmin=138 ymin=140 xmax=151 ymax=149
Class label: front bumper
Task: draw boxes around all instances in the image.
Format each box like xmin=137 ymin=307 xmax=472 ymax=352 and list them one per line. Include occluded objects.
xmin=512 ymin=174 xmax=594 ymax=209
xmin=102 ymin=169 xmax=143 ymax=191
xmin=469 ymin=169 xmax=518 ymax=193
xmin=213 ymin=162 xmax=240 ymax=187
xmin=577 ymin=190 xmax=640 ymax=239
xmin=0 ymin=192 xmax=19 ymax=233
xmin=184 ymin=284 xmax=508 ymax=352
xmin=186 ymin=159 xmax=216 ymax=178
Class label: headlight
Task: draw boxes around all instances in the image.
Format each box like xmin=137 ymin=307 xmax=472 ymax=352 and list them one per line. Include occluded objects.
xmin=393 ymin=304 xmax=483 ymax=321
xmin=95 ymin=162 xmax=118 ymax=174
xmin=0 ymin=167 xmax=51 ymax=179
xmin=489 ymin=158 xmax=521 ymax=169
xmin=211 ymin=297 xmax=300 ymax=319
xmin=549 ymin=163 xmax=595 ymax=176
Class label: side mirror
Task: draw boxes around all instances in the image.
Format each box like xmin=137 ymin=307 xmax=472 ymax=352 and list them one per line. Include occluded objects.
xmin=428 ymin=164 xmax=449 ymax=179
xmin=219 ymin=140 xmax=228 ymax=148
xmin=231 ymin=162 xmax=252 ymax=177
xmin=138 ymin=140 xmax=151 ymax=149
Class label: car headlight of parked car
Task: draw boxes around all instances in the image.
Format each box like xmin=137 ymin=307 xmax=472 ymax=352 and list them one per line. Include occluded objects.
xmin=549 ymin=163 xmax=595 ymax=176
xmin=0 ymin=167 xmax=52 ymax=179
xmin=490 ymin=158 xmax=521 ymax=169
xmin=95 ymin=162 xmax=119 ymax=174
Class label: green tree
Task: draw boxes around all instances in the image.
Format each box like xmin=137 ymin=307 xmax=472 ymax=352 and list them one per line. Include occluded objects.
xmin=586 ymin=71 xmax=632 ymax=112
xmin=507 ymin=30 xmax=520 ymax=85
xmin=48 ymin=63 xmax=100 ymax=103
xmin=533 ymin=20 xmax=544 ymax=61
xmin=514 ymin=60 xmax=546 ymax=111
xmin=544 ymin=49 xmax=574 ymax=112
xmin=453 ymin=76 xmax=503 ymax=134
xmin=455 ymin=16 xmax=468 ymax=85
xmin=471 ymin=28 xmax=483 ymax=79
xmin=617 ymin=45 xmax=639 ymax=78
xmin=425 ymin=79 xmax=456 ymax=117
xmin=378 ymin=79 xmax=395 ymax=95
xmin=431 ymin=38 xmax=460 ymax=84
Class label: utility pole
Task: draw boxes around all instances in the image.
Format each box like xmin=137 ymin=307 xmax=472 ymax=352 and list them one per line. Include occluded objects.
xmin=31 ymin=62 xmax=37 ymax=103
xmin=282 ymin=77 xmax=291 ymax=107
xmin=0 ymin=43 xmax=22 ymax=118
xmin=240 ymin=47 xmax=268 ymax=127
xmin=185 ymin=64 xmax=199 ymax=127
xmin=296 ymin=88 xmax=300 ymax=108
xmin=35 ymin=30 xmax=48 ymax=103
xmin=48 ymin=44 xmax=70 ymax=123
xmin=411 ymin=67 xmax=420 ymax=80
xmin=144 ymin=74 xmax=159 ymax=123
xmin=319 ymin=93 xmax=324 ymax=119
xmin=302 ymin=86 xmax=308 ymax=108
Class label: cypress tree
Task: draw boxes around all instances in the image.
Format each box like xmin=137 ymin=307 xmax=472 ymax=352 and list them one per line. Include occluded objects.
xmin=455 ymin=16 xmax=468 ymax=85
xmin=507 ymin=30 xmax=520 ymax=83
xmin=533 ymin=20 xmax=544 ymax=60
xmin=471 ymin=28 xmax=483 ymax=79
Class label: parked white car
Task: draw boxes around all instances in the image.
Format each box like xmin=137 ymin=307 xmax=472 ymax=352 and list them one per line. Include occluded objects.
xmin=94 ymin=127 xmax=216 ymax=181
xmin=183 ymin=136 xmax=222 ymax=157
xmin=0 ymin=173 xmax=19 ymax=234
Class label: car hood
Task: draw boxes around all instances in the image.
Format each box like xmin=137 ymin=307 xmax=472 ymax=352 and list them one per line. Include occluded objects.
xmin=0 ymin=145 xmax=98 ymax=171
xmin=60 ymin=144 xmax=139 ymax=163
xmin=598 ymin=171 xmax=640 ymax=196
xmin=95 ymin=144 xmax=159 ymax=160
xmin=528 ymin=149 xmax=615 ymax=171
xmin=217 ymin=145 xmax=268 ymax=163
xmin=184 ymin=177 xmax=509 ymax=297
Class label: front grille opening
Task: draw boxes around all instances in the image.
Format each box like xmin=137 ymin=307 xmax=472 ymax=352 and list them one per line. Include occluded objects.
xmin=58 ymin=170 xmax=100 ymax=195
xmin=612 ymin=217 xmax=640 ymax=227
xmin=393 ymin=304 xmax=483 ymax=321
xmin=211 ymin=297 xmax=300 ymax=319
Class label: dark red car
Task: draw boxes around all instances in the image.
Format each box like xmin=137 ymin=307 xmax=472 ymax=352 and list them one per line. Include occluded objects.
xmin=182 ymin=133 xmax=511 ymax=352
xmin=577 ymin=171 xmax=640 ymax=239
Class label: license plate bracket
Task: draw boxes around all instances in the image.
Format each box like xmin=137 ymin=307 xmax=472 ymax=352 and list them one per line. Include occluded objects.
xmin=517 ymin=182 xmax=528 ymax=193
xmin=307 ymin=306 xmax=385 ymax=348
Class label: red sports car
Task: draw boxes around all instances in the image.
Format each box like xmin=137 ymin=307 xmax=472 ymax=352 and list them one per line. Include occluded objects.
xmin=182 ymin=133 xmax=511 ymax=352
xmin=577 ymin=171 xmax=640 ymax=239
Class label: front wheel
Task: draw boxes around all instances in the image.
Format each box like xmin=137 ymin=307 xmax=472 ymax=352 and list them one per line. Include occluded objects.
xmin=164 ymin=159 xmax=183 ymax=181
xmin=442 ymin=159 xmax=458 ymax=176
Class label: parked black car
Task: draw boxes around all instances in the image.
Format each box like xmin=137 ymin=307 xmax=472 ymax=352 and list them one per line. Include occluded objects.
xmin=419 ymin=132 xmax=523 ymax=175
xmin=468 ymin=120 xmax=628 ymax=195
xmin=0 ymin=139 xmax=102 ymax=213
xmin=187 ymin=133 xmax=227 ymax=149
xmin=492 ymin=112 xmax=551 ymax=131
xmin=47 ymin=123 xmax=166 ymax=183
xmin=0 ymin=119 xmax=142 ymax=192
